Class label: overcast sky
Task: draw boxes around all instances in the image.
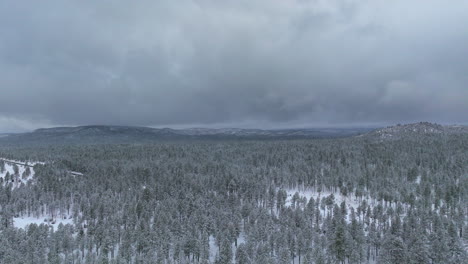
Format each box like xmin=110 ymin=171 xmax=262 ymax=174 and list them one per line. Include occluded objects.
xmin=1 ymin=0 xmax=467 ymax=132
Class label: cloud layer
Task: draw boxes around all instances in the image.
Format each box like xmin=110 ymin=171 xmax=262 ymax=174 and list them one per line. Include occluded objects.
xmin=1 ymin=0 xmax=467 ymax=131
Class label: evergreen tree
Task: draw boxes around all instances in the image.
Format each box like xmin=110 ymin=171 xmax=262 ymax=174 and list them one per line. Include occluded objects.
xmin=378 ymin=234 xmax=407 ymax=264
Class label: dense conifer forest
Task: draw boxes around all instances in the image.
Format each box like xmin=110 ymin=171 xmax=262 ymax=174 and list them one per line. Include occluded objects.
xmin=2 ymin=0 xmax=467 ymax=262
xmin=0 ymin=132 xmax=467 ymax=263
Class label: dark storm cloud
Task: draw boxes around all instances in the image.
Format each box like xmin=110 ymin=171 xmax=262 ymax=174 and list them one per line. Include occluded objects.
xmin=1 ymin=0 xmax=467 ymax=132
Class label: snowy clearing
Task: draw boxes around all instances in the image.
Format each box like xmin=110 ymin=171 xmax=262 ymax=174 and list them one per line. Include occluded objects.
xmin=13 ymin=215 xmax=74 ymax=229
xmin=285 ymin=188 xmax=361 ymax=210
xmin=0 ymin=158 xmax=46 ymax=166
xmin=283 ymin=187 xmax=410 ymax=223
xmin=0 ymin=157 xmax=84 ymax=184
xmin=0 ymin=159 xmax=36 ymax=188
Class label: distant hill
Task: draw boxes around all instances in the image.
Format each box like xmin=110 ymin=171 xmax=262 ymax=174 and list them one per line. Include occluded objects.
xmin=2 ymin=122 xmax=464 ymax=146
xmin=359 ymin=122 xmax=468 ymax=141
xmin=0 ymin=125 xmax=373 ymax=146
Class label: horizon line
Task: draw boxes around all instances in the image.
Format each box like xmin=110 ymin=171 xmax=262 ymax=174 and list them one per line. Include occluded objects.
xmin=2 ymin=121 xmax=468 ymax=134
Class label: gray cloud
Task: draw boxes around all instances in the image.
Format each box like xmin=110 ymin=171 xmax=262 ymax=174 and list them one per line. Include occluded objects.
xmin=1 ymin=0 xmax=467 ymax=132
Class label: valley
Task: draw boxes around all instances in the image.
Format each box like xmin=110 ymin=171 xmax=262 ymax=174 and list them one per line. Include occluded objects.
xmin=0 ymin=123 xmax=466 ymax=263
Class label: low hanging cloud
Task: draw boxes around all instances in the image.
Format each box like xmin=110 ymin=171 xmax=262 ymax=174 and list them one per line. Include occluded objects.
xmin=0 ymin=0 xmax=467 ymax=131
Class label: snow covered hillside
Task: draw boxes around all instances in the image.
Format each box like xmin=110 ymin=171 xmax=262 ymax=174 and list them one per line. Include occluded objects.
xmin=0 ymin=158 xmax=39 ymax=188
xmin=283 ymin=187 xmax=411 ymax=223
xmin=0 ymin=158 xmax=81 ymax=230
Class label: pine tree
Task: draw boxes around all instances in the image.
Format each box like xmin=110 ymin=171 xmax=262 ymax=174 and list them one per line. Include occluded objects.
xmin=407 ymin=232 xmax=430 ymax=264
xmin=235 ymin=244 xmax=251 ymax=264
xmin=378 ymin=234 xmax=407 ymax=264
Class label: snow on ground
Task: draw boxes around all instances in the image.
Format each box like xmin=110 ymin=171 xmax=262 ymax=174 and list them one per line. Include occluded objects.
xmin=285 ymin=188 xmax=361 ymax=209
xmin=0 ymin=157 xmax=83 ymax=185
xmin=232 ymin=232 xmax=246 ymax=261
xmin=415 ymin=175 xmax=421 ymax=184
xmin=0 ymin=159 xmax=36 ymax=188
xmin=0 ymin=158 xmax=45 ymax=166
xmin=209 ymin=235 xmax=218 ymax=263
xmin=283 ymin=187 xmax=400 ymax=223
xmin=69 ymin=171 xmax=84 ymax=176
xmin=208 ymin=232 xmax=246 ymax=263
xmin=13 ymin=215 xmax=74 ymax=229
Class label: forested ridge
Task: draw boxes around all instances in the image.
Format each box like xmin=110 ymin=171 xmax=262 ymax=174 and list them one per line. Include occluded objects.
xmin=0 ymin=133 xmax=466 ymax=263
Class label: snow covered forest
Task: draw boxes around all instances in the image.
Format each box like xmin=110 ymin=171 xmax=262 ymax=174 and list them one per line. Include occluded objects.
xmin=0 ymin=130 xmax=467 ymax=263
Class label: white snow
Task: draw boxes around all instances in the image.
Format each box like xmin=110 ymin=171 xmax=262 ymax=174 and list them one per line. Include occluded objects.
xmin=13 ymin=215 xmax=74 ymax=229
xmin=282 ymin=187 xmax=414 ymax=226
xmin=0 ymin=159 xmax=36 ymax=188
xmin=285 ymin=187 xmax=361 ymax=211
xmin=209 ymin=235 xmax=218 ymax=263
xmin=415 ymin=175 xmax=421 ymax=184
xmin=208 ymin=232 xmax=246 ymax=263
xmin=0 ymin=157 xmax=84 ymax=182
xmin=69 ymin=171 xmax=84 ymax=176
xmin=0 ymin=158 xmax=45 ymax=166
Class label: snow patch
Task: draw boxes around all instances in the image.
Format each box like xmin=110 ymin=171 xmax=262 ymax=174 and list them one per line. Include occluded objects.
xmin=13 ymin=215 xmax=74 ymax=230
xmin=285 ymin=188 xmax=361 ymax=210
xmin=0 ymin=158 xmax=45 ymax=166
xmin=0 ymin=159 xmax=36 ymax=188
xmin=69 ymin=171 xmax=84 ymax=176
xmin=415 ymin=175 xmax=421 ymax=184
xmin=209 ymin=235 xmax=218 ymax=263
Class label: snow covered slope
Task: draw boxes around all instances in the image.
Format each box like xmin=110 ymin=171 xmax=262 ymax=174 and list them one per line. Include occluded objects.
xmin=362 ymin=122 xmax=468 ymax=141
xmin=0 ymin=125 xmax=373 ymax=145
xmin=0 ymin=158 xmax=37 ymax=188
